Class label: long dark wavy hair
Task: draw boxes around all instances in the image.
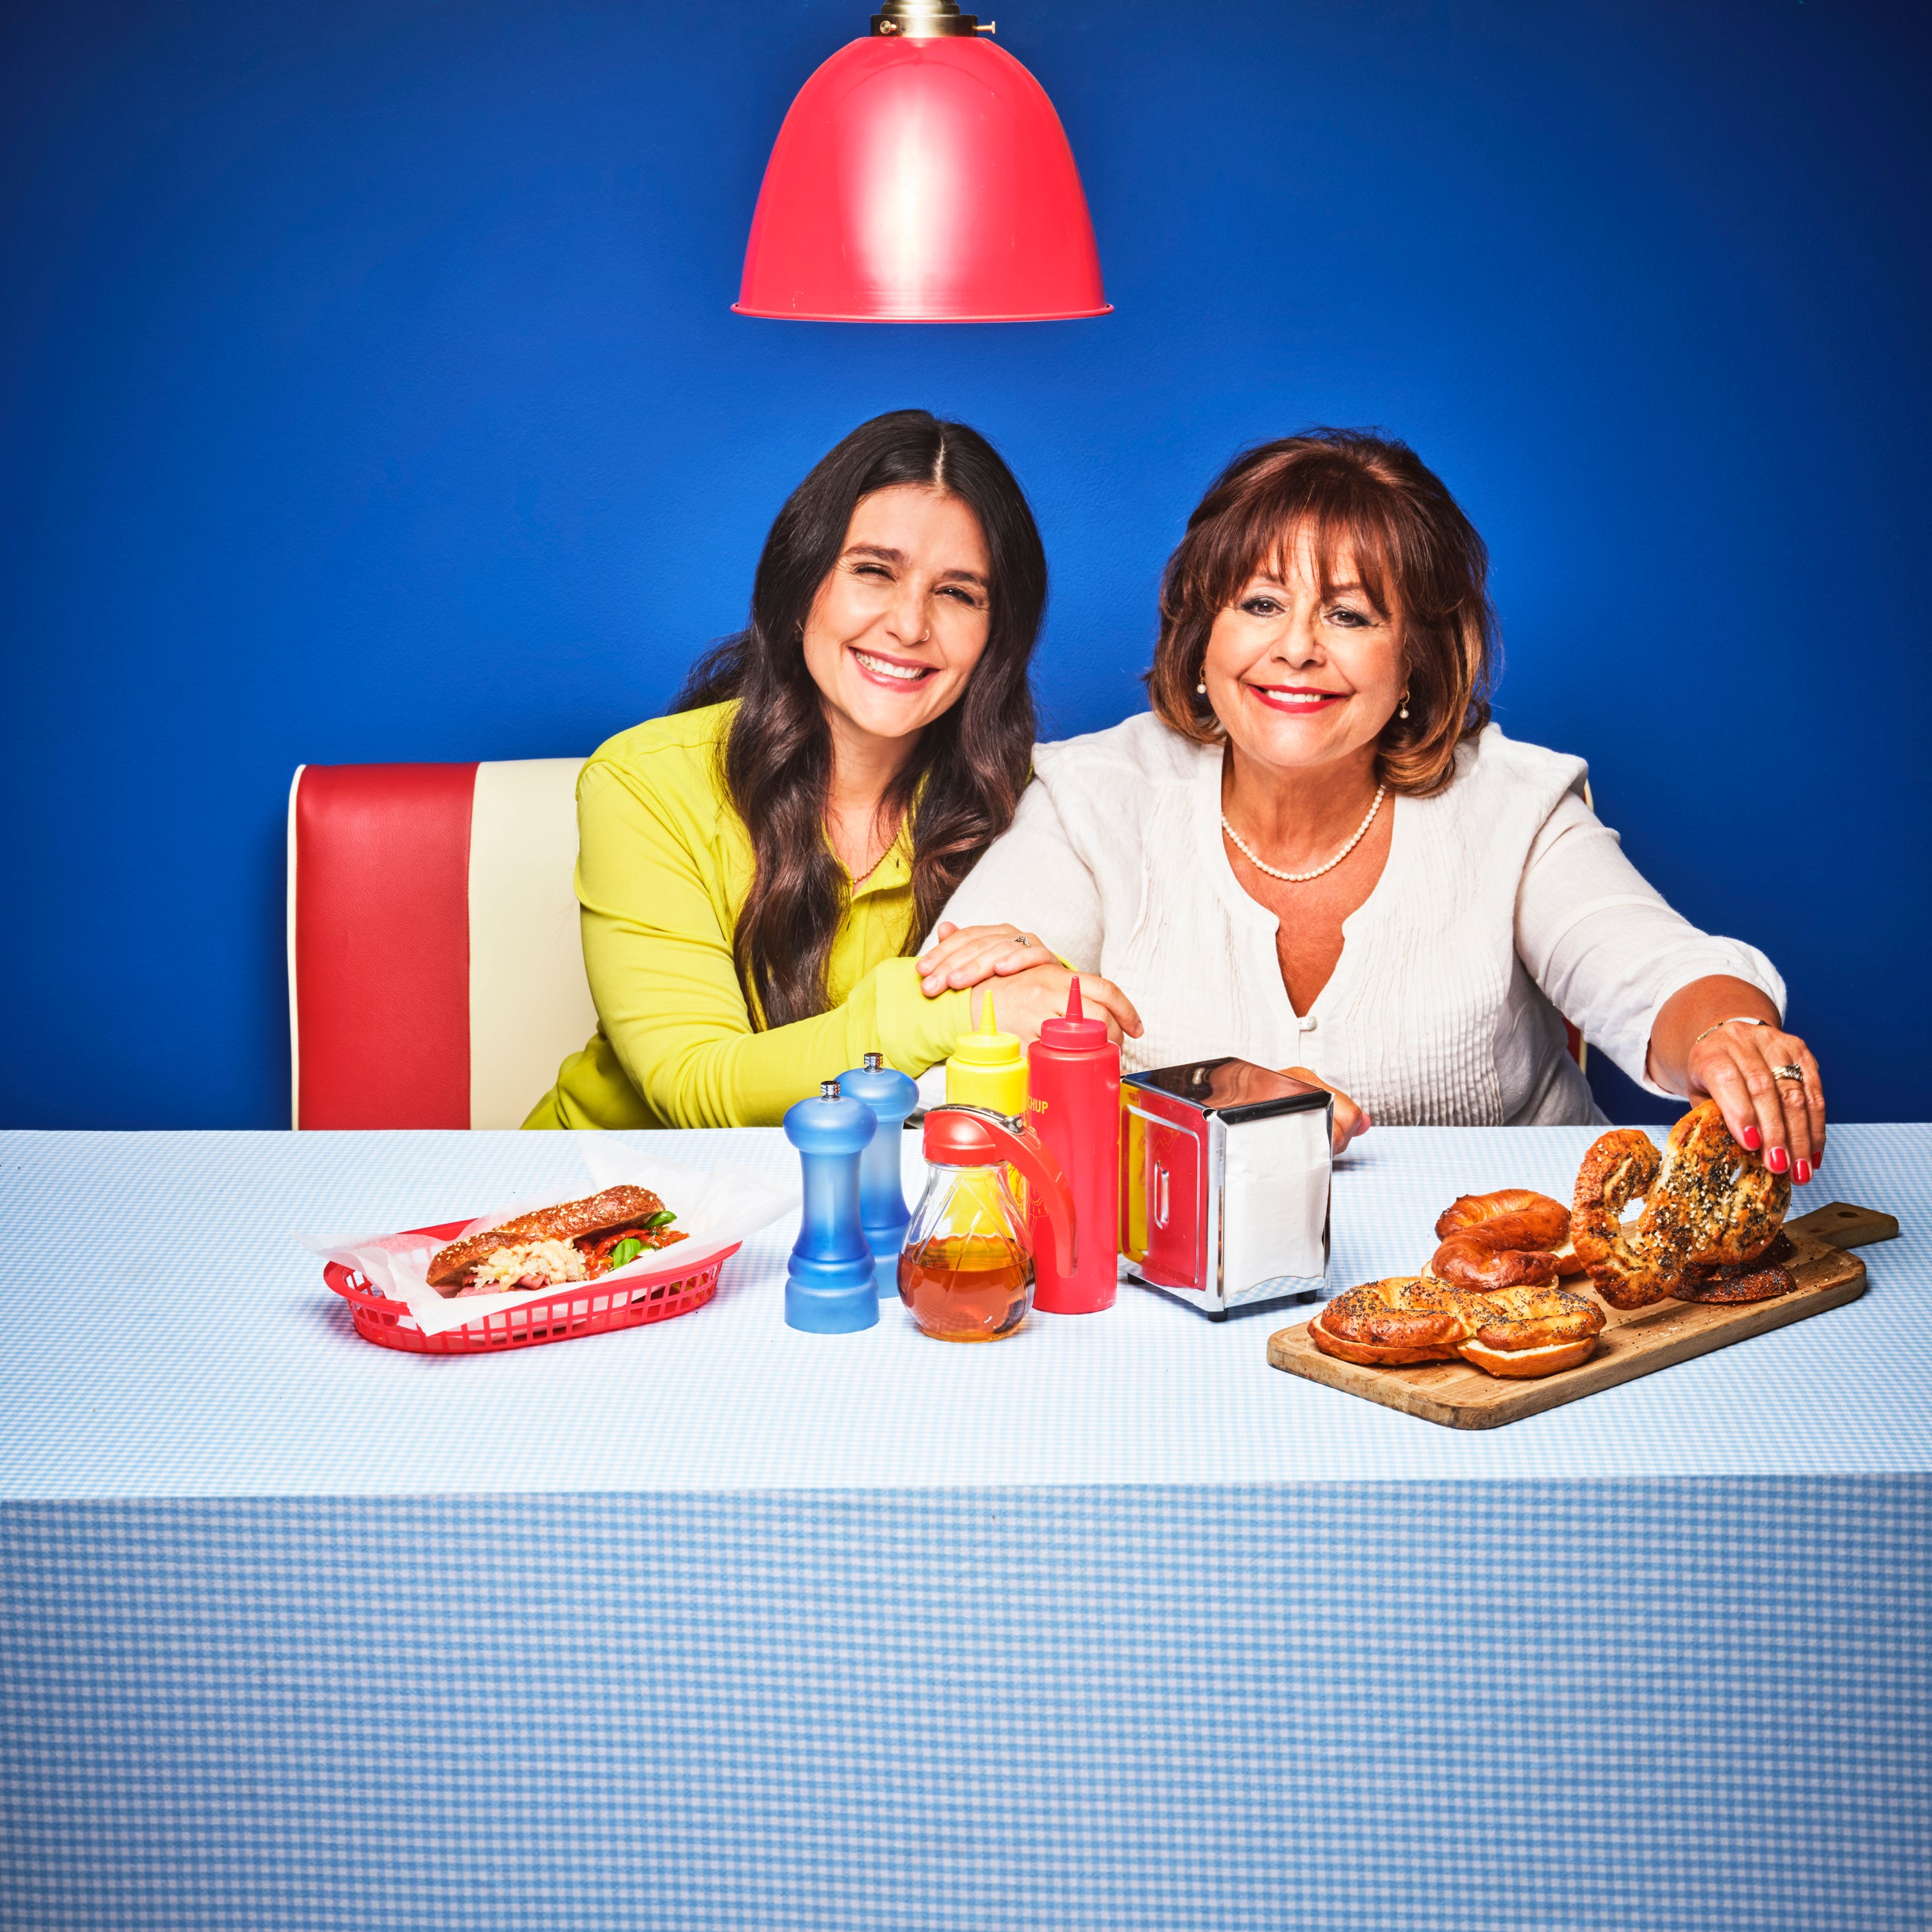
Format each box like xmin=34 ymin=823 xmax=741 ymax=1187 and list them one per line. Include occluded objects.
xmin=672 ymin=410 xmax=1047 ymax=1030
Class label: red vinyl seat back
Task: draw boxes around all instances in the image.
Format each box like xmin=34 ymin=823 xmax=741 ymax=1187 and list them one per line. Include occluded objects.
xmin=290 ymin=762 xmax=478 ymax=1129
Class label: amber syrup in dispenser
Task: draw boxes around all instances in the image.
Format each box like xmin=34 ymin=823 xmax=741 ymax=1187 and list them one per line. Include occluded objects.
xmin=897 ymin=1209 xmax=1034 ymax=1343
xmin=898 ymin=1106 xmax=1077 ymax=1345
xmin=898 ymin=1147 xmax=1032 ymax=1342
xmin=1025 ymin=979 xmax=1121 ymax=1314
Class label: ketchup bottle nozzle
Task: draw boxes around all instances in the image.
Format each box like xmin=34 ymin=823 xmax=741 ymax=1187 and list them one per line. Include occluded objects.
xmin=1037 ymin=973 xmax=1106 ymax=1051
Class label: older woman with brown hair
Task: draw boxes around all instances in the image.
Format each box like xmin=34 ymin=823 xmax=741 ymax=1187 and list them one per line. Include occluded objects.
xmin=919 ymin=429 xmax=1826 ymax=1179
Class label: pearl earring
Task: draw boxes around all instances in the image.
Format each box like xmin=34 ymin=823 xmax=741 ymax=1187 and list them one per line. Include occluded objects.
xmin=1398 ymin=689 xmax=1410 ymax=722
xmin=1197 ymin=679 xmax=1208 ymax=696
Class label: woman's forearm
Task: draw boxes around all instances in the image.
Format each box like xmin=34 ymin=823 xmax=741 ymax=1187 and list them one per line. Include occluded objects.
xmin=1644 ymin=975 xmax=1780 ymax=1096
xmin=600 ymin=953 xmax=972 ymax=1129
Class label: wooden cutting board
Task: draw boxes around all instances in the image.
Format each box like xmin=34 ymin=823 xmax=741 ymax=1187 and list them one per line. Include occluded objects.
xmin=1267 ymin=1201 xmax=1898 ymax=1430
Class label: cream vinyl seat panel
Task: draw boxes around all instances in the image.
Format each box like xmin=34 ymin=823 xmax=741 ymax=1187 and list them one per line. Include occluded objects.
xmin=469 ymin=757 xmax=599 ymax=1128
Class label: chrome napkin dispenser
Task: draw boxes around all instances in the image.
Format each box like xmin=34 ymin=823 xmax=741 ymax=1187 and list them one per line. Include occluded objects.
xmin=1120 ymin=1058 xmax=1332 ymax=1320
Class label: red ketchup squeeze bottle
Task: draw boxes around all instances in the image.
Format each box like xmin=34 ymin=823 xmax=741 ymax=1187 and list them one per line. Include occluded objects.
xmin=1026 ymin=979 xmax=1121 ymax=1314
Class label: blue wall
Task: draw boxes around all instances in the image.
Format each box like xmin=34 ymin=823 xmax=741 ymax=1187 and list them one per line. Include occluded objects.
xmin=4 ymin=0 xmax=1928 ymax=1129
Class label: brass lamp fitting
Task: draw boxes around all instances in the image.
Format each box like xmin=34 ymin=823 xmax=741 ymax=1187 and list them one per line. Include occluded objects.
xmin=872 ymin=0 xmax=993 ymax=36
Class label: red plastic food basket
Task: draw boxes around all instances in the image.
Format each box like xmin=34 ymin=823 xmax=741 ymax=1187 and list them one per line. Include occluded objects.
xmin=323 ymin=1219 xmax=739 ymax=1355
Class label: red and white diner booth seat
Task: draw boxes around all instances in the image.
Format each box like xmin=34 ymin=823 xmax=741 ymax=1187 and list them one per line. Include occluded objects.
xmin=288 ymin=759 xmax=595 ymax=1129
xmin=290 ymin=758 xmax=1592 ymax=1129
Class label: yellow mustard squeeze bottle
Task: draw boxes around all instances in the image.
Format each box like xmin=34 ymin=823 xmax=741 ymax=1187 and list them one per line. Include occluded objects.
xmin=945 ymin=994 xmax=1028 ymax=1115
xmin=943 ymin=996 xmax=1030 ymax=1223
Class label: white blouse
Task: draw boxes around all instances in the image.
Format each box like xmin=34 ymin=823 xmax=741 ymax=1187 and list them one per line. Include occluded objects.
xmin=937 ymin=713 xmax=1784 ymax=1127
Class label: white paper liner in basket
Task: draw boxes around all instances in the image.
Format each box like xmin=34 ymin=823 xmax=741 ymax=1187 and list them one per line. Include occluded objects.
xmin=298 ymin=1134 xmax=798 ymax=1337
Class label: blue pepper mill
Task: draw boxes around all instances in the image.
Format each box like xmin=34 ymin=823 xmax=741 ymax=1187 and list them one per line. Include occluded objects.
xmin=782 ymin=1077 xmax=879 ymax=1334
xmin=840 ymin=1051 xmax=920 ymax=1297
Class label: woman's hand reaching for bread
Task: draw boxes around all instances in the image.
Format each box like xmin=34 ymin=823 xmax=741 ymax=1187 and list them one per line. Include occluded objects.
xmin=967 ymin=964 xmax=1144 ymax=1048
xmin=1281 ymin=1065 xmax=1371 ymax=1156
xmin=1684 ymin=1018 xmax=1825 ymax=1182
xmin=918 ymin=920 xmax=1059 ymax=996
xmin=1649 ymin=975 xmax=1825 ymax=1184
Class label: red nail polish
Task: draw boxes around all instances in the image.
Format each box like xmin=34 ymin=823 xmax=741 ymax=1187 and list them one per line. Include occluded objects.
xmin=1740 ymin=1125 xmax=1762 ymax=1152
xmin=1796 ymin=1159 xmax=1812 ymax=1185
xmin=1767 ymin=1146 xmax=1789 ymax=1174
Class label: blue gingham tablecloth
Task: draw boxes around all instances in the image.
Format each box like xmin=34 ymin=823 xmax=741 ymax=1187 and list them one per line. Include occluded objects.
xmin=1 ymin=1124 xmax=1928 ymax=1496
xmin=2 ymin=1127 xmax=1928 ymax=1931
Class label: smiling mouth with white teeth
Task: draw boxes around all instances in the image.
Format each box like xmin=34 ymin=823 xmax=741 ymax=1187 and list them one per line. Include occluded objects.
xmin=1249 ymin=684 xmax=1346 ymax=710
xmin=852 ymin=648 xmax=936 ymax=685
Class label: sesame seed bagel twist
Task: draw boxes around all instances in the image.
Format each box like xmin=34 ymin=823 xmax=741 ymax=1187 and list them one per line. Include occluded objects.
xmin=1645 ymin=1100 xmax=1792 ymax=1268
xmin=1571 ymin=1129 xmax=1682 ymax=1309
xmin=1673 ymin=1231 xmax=1798 ymax=1304
xmin=1571 ymin=1102 xmax=1792 ymax=1309
xmin=1309 ymin=1278 xmax=1492 ymax=1367
xmin=1455 ymin=1283 xmax=1605 ymax=1378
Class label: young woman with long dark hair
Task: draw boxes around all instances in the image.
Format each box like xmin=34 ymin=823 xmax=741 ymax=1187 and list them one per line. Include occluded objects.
xmin=525 ymin=409 xmax=1141 ymax=1130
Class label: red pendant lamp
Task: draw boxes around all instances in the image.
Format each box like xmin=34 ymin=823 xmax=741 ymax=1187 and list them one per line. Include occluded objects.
xmin=734 ymin=0 xmax=1111 ymax=322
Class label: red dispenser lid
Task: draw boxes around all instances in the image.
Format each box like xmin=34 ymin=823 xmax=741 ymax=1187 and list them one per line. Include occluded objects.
xmin=1037 ymin=977 xmax=1107 ymax=1049
xmin=918 ymin=1105 xmax=1076 ymax=1277
xmin=922 ymin=1104 xmax=1048 ymax=1164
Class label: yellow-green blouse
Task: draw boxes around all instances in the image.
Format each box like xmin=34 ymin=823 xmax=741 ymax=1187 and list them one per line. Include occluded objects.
xmin=525 ymin=701 xmax=973 ymax=1130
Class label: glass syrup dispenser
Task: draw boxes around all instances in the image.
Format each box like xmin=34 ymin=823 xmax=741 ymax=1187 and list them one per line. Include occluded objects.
xmin=899 ymin=1105 xmax=1076 ymax=1343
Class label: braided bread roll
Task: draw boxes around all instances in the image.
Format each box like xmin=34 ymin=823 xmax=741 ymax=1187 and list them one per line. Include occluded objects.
xmin=1428 ymin=1189 xmax=1572 ymax=1290
xmin=1310 ymin=1277 xmax=1605 ymax=1379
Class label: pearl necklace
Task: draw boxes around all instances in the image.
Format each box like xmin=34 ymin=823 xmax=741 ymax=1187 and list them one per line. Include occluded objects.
xmin=1221 ymin=784 xmax=1387 ymax=883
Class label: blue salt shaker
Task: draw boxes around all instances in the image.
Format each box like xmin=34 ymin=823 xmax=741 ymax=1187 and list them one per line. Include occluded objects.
xmin=840 ymin=1051 xmax=920 ymax=1297
xmin=782 ymin=1077 xmax=879 ymax=1334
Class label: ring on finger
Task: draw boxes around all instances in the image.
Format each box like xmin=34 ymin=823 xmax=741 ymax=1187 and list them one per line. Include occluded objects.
xmin=1771 ymin=1064 xmax=1806 ymax=1083
xmin=1014 ymin=933 xmax=1038 ymax=950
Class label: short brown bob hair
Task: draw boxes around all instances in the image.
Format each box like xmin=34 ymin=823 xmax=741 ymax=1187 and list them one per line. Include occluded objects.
xmin=1147 ymin=429 xmax=1498 ymax=796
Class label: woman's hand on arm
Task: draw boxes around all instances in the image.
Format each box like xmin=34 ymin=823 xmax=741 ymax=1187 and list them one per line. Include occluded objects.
xmin=1647 ymin=975 xmax=1826 ymax=1180
xmin=918 ymin=755 xmax=1141 ymax=1040
xmin=917 ymin=920 xmax=1059 ymax=994
xmin=967 ymin=963 xmax=1144 ymax=1048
